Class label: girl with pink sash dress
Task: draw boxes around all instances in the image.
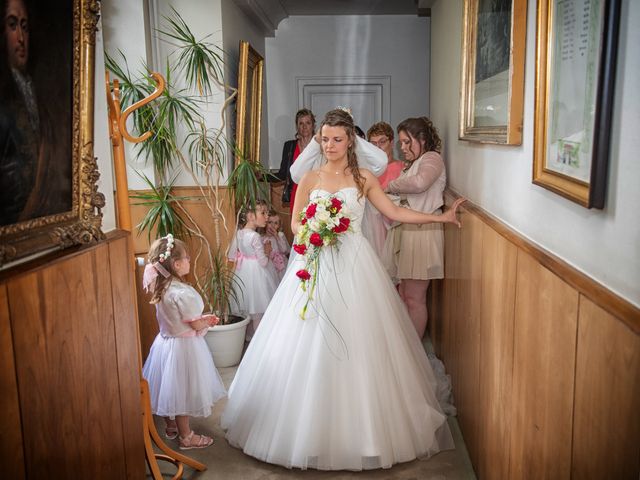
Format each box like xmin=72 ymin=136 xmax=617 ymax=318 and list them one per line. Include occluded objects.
xmin=228 ymin=228 xmax=278 ymax=338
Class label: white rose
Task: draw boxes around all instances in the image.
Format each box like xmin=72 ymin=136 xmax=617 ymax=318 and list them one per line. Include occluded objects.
xmin=326 ymin=216 xmax=338 ymax=228
xmin=316 ymin=210 xmax=331 ymax=222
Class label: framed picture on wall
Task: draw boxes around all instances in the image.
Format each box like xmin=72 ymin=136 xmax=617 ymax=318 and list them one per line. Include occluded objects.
xmin=459 ymin=0 xmax=527 ymax=145
xmin=0 ymin=0 xmax=104 ymax=267
xmin=235 ymin=40 xmax=264 ymax=165
xmin=533 ymin=0 xmax=621 ymax=208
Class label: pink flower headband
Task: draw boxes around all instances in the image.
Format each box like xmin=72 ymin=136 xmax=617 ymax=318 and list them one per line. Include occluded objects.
xmin=142 ymin=234 xmax=174 ymax=292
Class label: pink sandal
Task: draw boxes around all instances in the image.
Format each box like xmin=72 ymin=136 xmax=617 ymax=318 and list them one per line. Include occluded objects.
xmin=164 ymin=426 xmax=178 ymax=440
xmin=179 ymin=431 xmax=214 ymax=450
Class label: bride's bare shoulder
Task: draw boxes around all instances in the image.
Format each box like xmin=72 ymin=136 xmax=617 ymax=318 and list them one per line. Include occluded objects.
xmin=300 ymin=169 xmax=322 ymax=182
xmin=359 ymin=168 xmax=374 ymax=177
xmin=359 ymin=168 xmax=377 ymax=183
xmin=298 ymin=169 xmax=323 ymax=190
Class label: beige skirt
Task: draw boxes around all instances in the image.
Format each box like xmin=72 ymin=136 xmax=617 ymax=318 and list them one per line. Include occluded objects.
xmin=382 ymin=218 xmax=444 ymax=281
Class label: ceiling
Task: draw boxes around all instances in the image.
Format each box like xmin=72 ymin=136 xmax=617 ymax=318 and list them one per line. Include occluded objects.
xmin=278 ymin=0 xmax=421 ymax=16
xmin=232 ymin=0 xmax=435 ymax=36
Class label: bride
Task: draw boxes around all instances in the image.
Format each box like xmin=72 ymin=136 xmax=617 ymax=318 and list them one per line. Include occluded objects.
xmin=221 ymin=108 xmax=465 ymax=471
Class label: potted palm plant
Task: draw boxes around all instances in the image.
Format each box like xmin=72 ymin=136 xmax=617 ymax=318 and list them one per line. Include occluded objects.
xmin=107 ymin=9 xmax=269 ymax=366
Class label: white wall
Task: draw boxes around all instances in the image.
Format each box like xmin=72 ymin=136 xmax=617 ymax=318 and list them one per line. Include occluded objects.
xmin=265 ymin=15 xmax=430 ymax=170
xmin=94 ymin=17 xmax=116 ymax=232
xmin=101 ymin=0 xmax=154 ymax=191
xmin=147 ymin=0 xmax=227 ymax=186
xmin=430 ymin=0 xmax=640 ymax=307
xmin=101 ymin=0 xmax=270 ymax=188
xmin=221 ymin=0 xmax=269 ymax=166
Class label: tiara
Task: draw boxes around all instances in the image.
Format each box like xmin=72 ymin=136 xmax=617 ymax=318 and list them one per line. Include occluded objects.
xmin=336 ymin=106 xmax=353 ymax=119
xmin=158 ymin=233 xmax=174 ymax=262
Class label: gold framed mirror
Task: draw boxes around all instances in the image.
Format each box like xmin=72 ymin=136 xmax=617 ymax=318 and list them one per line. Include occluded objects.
xmin=235 ymin=40 xmax=264 ymax=164
xmin=459 ymin=0 xmax=527 ymax=145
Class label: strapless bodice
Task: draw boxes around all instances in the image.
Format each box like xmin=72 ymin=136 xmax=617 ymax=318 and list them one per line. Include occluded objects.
xmin=309 ymin=187 xmax=365 ymax=232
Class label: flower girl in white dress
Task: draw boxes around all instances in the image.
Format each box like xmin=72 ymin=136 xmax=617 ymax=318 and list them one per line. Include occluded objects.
xmin=221 ymin=109 xmax=465 ymax=470
xmin=262 ymin=209 xmax=290 ymax=283
xmin=142 ymin=234 xmax=226 ymax=449
xmin=228 ymin=200 xmax=279 ymax=339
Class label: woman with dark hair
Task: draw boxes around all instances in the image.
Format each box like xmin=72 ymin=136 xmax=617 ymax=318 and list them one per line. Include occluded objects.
xmin=222 ymin=108 xmax=464 ymax=471
xmin=384 ymin=117 xmax=447 ymax=339
xmin=276 ymin=108 xmax=315 ymax=212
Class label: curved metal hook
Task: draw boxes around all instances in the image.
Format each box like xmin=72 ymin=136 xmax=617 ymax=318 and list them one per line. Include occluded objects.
xmin=119 ymin=72 xmax=166 ymax=144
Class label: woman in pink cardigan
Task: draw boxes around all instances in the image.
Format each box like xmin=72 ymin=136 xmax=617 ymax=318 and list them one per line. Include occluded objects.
xmin=384 ymin=117 xmax=447 ymax=339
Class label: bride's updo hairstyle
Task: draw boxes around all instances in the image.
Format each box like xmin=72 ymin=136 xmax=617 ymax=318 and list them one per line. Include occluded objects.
xmin=396 ymin=116 xmax=442 ymax=161
xmin=320 ymin=108 xmax=366 ymax=199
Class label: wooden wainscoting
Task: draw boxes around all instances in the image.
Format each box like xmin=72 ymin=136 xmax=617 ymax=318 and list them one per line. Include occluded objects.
xmin=431 ymin=191 xmax=640 ymax=480
xmin=0 ymin=231 xmax=144 ymax=479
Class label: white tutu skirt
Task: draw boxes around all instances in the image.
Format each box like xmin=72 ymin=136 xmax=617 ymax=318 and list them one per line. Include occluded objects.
xmin=232 ymin=258 xmax=278 ymax=315
xmin=221 ymin=231 xmax=454 ymax=470
xmin=143 ymin=335 xmax=226 ymax=418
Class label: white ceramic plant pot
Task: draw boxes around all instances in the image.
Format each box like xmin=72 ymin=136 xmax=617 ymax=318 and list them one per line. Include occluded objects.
xmin=204 ymin=315 xmax=250 ymax=368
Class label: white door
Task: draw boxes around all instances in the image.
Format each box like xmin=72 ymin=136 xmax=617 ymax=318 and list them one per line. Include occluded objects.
xmin=297 ymin=76 xmax=391 ymax=134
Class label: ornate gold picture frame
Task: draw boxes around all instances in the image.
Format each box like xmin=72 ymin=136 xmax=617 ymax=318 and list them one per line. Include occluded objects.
xmin=459 ymin=0 xmax=527 ymax=144
xmin=0 ymin=0 xmax=104 ymax=267
xmin=533 ymin=0 xmax=620 ymax=208
xmin=235 ymin=40 xmax=263 ymax=164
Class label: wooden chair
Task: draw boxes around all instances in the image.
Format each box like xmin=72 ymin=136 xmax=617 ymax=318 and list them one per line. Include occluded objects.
xmin=141 ymin=379 xmax=206 ymax=479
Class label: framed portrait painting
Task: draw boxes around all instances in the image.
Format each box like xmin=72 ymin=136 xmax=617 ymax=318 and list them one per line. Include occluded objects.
xmin=533 ymin=0 xmax=620 ymax=208
xmin=0 ymin=0 xmax=103 ymax=267
xmin=459 ymin=0 xmax=527 ymax=144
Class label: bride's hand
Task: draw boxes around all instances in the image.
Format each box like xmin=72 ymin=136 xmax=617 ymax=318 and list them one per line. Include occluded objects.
xmin=441 ymin=198 xmax=466 ymax=228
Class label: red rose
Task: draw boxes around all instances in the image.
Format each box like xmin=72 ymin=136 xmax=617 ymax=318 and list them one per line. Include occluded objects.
xmin=305 ymin=203 xmax=317 ymax=218
xmin=301 ymin=218 xmax=307 ymax=225
xmin=330 ymin=197 xmax=343 ymax=211
xmin=296 ymin=269 xmax=311 ymax=280
xmin=293 ymin=243 xmax=307 ymax=255
xmin=309 ymin=232 xmax=323 ymax=246
xmin=332 ymin=217 xmax=351 ymax=233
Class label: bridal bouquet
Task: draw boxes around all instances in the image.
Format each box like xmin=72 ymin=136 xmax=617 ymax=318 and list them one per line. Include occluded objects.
xmin=293 ymin=195 xmax=352 ymax=319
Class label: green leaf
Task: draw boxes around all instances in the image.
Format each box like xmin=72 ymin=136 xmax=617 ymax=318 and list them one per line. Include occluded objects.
xmin=130 ymin=172 xmax=193 ymax=242
xmin=157 ymin=7 xmax=225 ymax=95
xmin=227 ymin=141 xmax=277 ymax=210
xmin=200 ymin=249 xmax=243 ymax=321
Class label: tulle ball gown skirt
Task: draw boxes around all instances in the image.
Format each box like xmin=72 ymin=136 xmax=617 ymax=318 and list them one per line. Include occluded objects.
xmin=143 ymin=335 xmax=226 ymax=418
xmin=221 ymin=231 xmax=454 ymax=471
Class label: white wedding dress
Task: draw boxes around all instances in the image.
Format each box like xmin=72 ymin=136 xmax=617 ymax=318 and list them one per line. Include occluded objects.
xmin=221 ymin=187 xmax=454 ymax=470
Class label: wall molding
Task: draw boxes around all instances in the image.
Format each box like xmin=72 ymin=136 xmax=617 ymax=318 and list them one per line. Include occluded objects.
xmin=446 ymin=188 xmax=640 ymax=332
xmin=296 ymin=75 xmax=391 ymax=124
